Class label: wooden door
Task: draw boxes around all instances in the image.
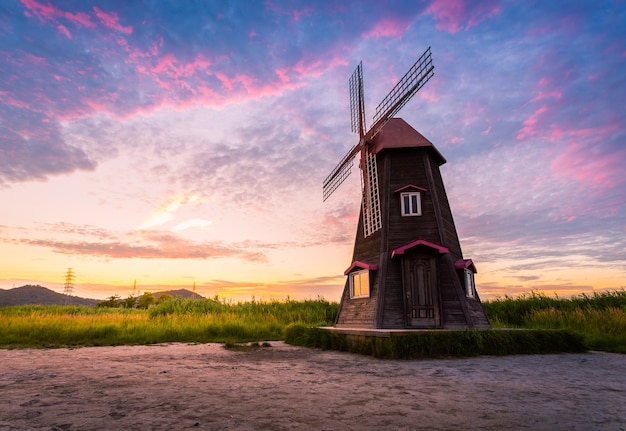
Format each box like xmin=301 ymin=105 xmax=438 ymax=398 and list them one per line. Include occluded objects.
xmin=403 ymin=255 xmax=440 ymax=328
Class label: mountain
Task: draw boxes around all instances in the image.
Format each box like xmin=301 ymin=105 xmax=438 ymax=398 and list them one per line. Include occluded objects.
xmin=152 ymin=289 xmax=204 ymax=299
xmin=0 ymin=285 xmax=99 ymax=306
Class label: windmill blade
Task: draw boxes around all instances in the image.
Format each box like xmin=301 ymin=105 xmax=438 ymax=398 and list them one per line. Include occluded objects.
xmin=322 ymin=143 xmax=361 ymax=201
xmin=323 ymin=63 xmax=366 ymax=202
xmin=366 ymin=47 xmax=434 ymax=141
xmin=349 ymin=62 xmax=366 ymax=137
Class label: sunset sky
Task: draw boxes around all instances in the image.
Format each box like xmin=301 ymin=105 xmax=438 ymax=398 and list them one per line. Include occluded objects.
xmin=1 ymin=0 xmax=624 ymax=302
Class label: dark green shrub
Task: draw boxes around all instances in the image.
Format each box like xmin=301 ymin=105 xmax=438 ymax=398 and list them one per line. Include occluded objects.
xmin=284 ymin=326 xmax=587 ymax=359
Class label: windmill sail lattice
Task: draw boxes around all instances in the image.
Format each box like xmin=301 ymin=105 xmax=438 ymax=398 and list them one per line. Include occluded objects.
xmin=362 ymin=149 xmax=381 ymax=237
xmin=371 ymin=47 xmax=434 ymax=137
xmin=322 ymin=143 xmax=358 ymax=202
xmin=349 ymin=62 xmax=366 ymax=136
xmin=323 ymin=47 xmax=435 ymax=238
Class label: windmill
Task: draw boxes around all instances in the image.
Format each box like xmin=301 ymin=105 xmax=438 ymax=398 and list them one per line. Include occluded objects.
xmin=324 ymin=47 xmax=490 ymax=330
xmin=323 ymin=47 xmax=434 ymax=237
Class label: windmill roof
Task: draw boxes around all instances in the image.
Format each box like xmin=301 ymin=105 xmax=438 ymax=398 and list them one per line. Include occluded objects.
xmin=371 ymin=118 xmax=446 ymax=165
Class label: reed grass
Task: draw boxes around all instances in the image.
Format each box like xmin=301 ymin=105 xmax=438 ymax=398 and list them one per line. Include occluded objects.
xmin=0 ymin=298 xmax=338 ymax=348
xmin=483 ymin=290 xmax=626 ymax=353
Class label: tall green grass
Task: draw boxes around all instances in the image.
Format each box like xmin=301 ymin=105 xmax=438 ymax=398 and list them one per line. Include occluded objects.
xmin=0 ymin=298 xmax=338 ymax=348
xmin=483 ymin=290 xmax=626 ymax=353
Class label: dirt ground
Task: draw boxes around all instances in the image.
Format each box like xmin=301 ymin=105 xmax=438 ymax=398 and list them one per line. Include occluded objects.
xmin=0 ymin=342 xmax=625 ymax=431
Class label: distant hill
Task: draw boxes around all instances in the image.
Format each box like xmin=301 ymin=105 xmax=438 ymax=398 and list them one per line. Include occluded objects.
xmin=152 ymin=289 xmax=204 ymax=300
xmin=0 ymin=285 xmax=205 ymax=307
xmin=0 ymin=285 xmax=99 ymax=306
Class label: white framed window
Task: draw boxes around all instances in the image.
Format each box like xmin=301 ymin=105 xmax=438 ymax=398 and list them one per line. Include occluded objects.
xmin=464 ymin=269 xmax=475 ymax=297
xmin=349 ymin=269 xmax=370 ymax=299
xmin=401 ymin=192 xmax=422 ymax=216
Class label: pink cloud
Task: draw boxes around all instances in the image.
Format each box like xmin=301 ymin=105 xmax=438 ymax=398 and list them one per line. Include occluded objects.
xmin=22 ymin=0 xmax=134 ymax=40
xmin=57 ymin=24 xmax=71 ymax=39
xmin=530 ymin=76 xmax=562 ymax=102
xmin=515 ymin=77 xmax=565 ymax=140
xmin=425 ymin=0 xmax=500 ymax=34
xmin=3 ymin=94 xmax=34 ymax=111
xmin=84 ymin=99 xmax=107 ymax=111
xmin=460 ymin=100 xmax=485 ymax=126
xmin=361 ymin=17 xmax=412 ymax=39
xmin=151 ymin=53 xmax=212 ymax=81
xmin=223 ymin=73 xmax=259 ymax=94
xmin=587 ymin=73 xmax=601 ymax=81
xmin=530 ymin=90 xmax=562 ymax=102
xmin=419 ymin=84 xmax=440 ymax=103
xmin=215 ymin=72 xmax=233 ymax=90
xmin=542 ymin=122 xmax=624 ymax=221
xmin=21 ymin=0 xmax=95 ymax=28
xmin=276 ymin=55 xmax=348 ymax=83
xmin=11 ymin=4 xmax=349 ymax=123
xmin=151 ymin=53 xmax=177 ymax=74
xmin=122 ymin=49 xmax=321 ymax=113
xmin=550 ymin=122 xmax=622 ymax=192
xmin=93 ymin=6 xmax=133 ymax=35
xmin=291 ymin=6 xmax=313 ymax=23
xmin=19 ymin=51 xmax=48 ymax=66
xmin=292 ymin=58 xmax=330 ymax=79
xmin=516 ymin=105 xmax=548 ymax=140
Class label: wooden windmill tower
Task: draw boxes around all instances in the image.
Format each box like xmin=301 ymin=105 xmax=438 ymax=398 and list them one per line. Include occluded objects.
xmin=324 ymin=47 xmax=490 ymax=329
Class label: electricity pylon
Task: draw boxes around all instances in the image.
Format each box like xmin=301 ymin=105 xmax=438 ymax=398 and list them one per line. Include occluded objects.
xmin=63 ymin=268 xmax=75 ymax=304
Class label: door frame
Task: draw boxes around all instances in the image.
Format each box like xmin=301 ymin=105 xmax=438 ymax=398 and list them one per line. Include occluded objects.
xmin=401 ymin=252 xmax=441 ymax=328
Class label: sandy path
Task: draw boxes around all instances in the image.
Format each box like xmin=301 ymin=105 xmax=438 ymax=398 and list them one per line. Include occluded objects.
xmin=0 ymin=342 xmax=624 ymax=430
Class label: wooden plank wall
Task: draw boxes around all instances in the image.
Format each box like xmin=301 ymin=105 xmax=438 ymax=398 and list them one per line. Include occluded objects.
xmin=334 ymin=277 xmax=379 ymax=327
xmin=466 ymin=298 xmax=491 ymax=328
xmin=428 ymin=158 xmax=464 ymax=258
xmin=335 ymin=206 xmax=380 ymax=328
xmin=385 ymin=148 xmax=442 ymax=251
xmin=380 ymin=259 xmax=405 ymax=328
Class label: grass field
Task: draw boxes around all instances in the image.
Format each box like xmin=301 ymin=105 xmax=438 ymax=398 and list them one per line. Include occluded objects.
xmin=0 ymin=297 xmax=337 ymax=348
xmin=482 ymin=290 xmax=626 ymax=353
xmin=1 ymin=290 xmax=624 ymax=353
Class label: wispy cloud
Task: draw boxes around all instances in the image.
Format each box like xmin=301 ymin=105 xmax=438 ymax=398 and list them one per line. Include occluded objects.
xmin=171 ymin=219 xmax=213 ymax=232
xmin=138 ymin=195 xmax=203 ymax=230
xmin=425 ymin=0 xmax=500 ymax=34
xmin=21 ymin=231 xmax=267 ymax=262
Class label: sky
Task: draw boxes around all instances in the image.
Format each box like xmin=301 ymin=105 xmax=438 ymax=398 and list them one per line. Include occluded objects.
xmin=1 ymin=0 xmax=625 ymax=302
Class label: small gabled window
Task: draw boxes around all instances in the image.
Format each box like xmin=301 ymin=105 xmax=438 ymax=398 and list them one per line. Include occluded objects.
xmin=464 ymin=269 xmax=475 ymax=298
xmin=349 ymin=269 xmax=370 ymax=299
xmin=401 ymin=192 xmax=422 ymax=216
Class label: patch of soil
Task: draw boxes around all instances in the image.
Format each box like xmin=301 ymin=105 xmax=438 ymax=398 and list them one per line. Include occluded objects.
xmin=1 ymin=342 xmax=624 ymax=430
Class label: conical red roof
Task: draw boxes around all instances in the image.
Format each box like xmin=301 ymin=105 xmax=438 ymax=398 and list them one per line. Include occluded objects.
xmin=371 ymin=118 xmax=446 ymax=165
